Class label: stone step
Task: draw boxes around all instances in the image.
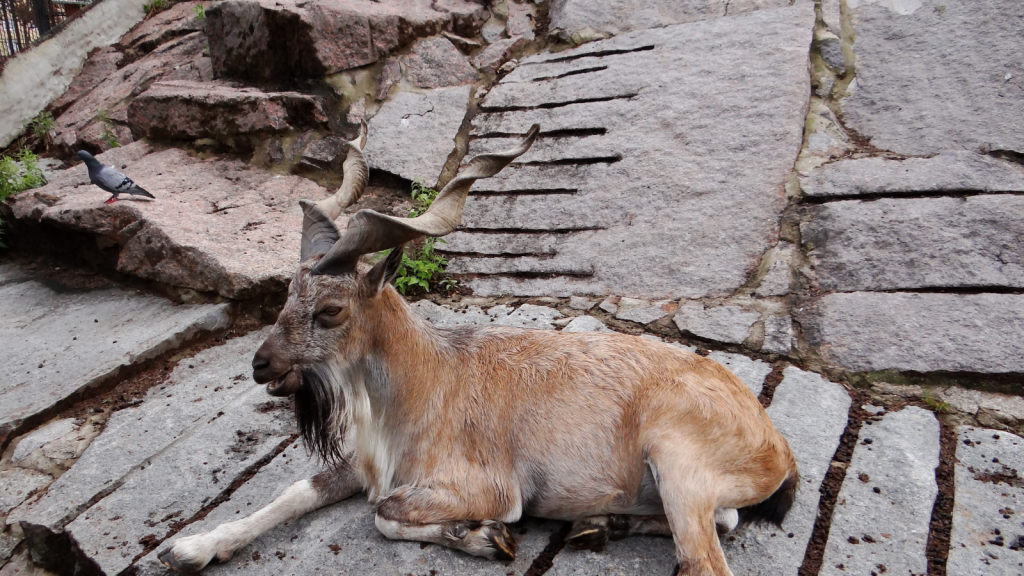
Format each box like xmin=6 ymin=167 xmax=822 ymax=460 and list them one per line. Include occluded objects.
xmin=452 ymin=4 xmax=815 ymax=298
xmin=548 ymin=0 xmax=797 ymax=38
xmin=948 ymin=427 xmax=1024 ymax=575
xmin=12 ymin=331 xmax=268 ymax=539
xmin=820 ymin=407 xmax=940 ymax=575
xmin=802 ymin=195 xmax=1024 ymax=291
xmin=438 ymin=232 xmax=565 ymax=255
xmin=446 ymin=255 xmax=595 ymax=276
xmin=128 ymin=81 xmax=329 ymax=141
xmin=9 ymin=143 xmax=331 ymax=299
xmin=800 ymin=152 xmax=1024 ymax=198
xmin=801 ymin=292 xmax=1024 ymax=373
xmin=0 ymin=268 xmax=230 ymax=446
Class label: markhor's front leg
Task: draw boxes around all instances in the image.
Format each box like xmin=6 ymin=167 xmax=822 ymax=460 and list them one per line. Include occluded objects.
xmin=374 ymin=485 xmax=519 ymax=561
xmin=158 ymin=463 xmax=361 ymax=572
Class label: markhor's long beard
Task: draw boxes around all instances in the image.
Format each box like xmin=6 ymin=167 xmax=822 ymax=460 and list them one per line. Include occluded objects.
xmin=295 ymin=364 xmax=348 ymax=467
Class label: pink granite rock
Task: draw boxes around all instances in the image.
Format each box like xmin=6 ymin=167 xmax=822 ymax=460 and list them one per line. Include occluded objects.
xmin=52 ymin=33 xmax=212 ymax=154
xmin=506 ymin=1 xmax=536 ymax=40
xmin=376 ymin=57 xmax=402 ymax=100
xmin=471 ymin=35 xmax=527 ymax=71
xmin=128 ymin=80 xmax=328 ymax=140
xmin=119 ymin=1 xmax=209 ymax=56
xmin=48 ymin=47 xmax=124 ymax=118
xmin=206 ymin=0 xmax=485 ymax=81
xmin=9 ymin=142 xmax=333 ymax=299
xmin=434 ymin=0 xmax=489 ymax=37
xmin=404 ymin=36 xmax=478 ymax=88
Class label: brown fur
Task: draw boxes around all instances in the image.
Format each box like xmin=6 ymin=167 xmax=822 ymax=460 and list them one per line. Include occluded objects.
xmin=247 ymin=249 xmax=799 ymax=575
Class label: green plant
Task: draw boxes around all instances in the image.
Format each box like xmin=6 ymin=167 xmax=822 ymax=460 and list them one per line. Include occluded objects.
xmin=193 ymin=3 xmax=205 ymax=19
xmin=409 ymin=178 xmax=438 ymax=218
xmin=143 ymin=0 xmax=167 ymax=14
xmin=203 ymin=41 xmax=210 ymax=56
xmin=31 ymin=111 xmax=55 ymax=139
xmin=376 ymin=179 xmax=458 ymax=295
xmin=97 ymin=110 xmax=121 ymax=148
xmin=0 ymin=150 xmax=46 ymax=202
xmin=921 ymin=391 xmax=950 ymax=414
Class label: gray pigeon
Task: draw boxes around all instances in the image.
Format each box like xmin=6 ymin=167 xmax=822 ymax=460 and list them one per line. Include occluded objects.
xmin=76 ymin=150 xmax=155 ymax=204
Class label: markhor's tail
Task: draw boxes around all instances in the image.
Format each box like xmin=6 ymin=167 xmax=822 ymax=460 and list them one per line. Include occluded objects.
xmin=737 ymin=470 xmax=799 ymax=528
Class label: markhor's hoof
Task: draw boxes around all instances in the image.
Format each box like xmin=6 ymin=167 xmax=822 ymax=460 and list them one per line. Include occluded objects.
xmin=158 ymin=548 xmax=203 ymax=573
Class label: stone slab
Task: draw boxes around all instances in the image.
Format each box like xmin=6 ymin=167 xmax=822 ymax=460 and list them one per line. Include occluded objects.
xmin=11 ymin=419 xmax=79 ymax=464
xmin=939 ymin=388 xmax=1024 ymax=427
xmin=948 ymin=427 xmax=1024 ymax=575
xmin=802 ymin=292 xmax=1024 ymax=373
xmin=722 ymin=367 xmax=852 ymax=575
xmin=363 ymin=86 xmax=470 ymax=188
xmin=64 ymin=382 xmax=294 ymax=575
xmin=548 ymin=0 xmax=792 ymax=38
xmin=9 ymin=143 xmax=331 ymax=299
xmin=614 ymin=298 xmax=674 ymax=325
xmin=128 ymin=80 xmax=329 ymax=140
xmin=801 ymin=152 xmax=1024 ymax=197
xmin=12 ymin=331 xmax=268 ymax=538
xmin=802 ymin=195 xmax=1024 ymax=291
xmin=842 ymin=0 xmax=1024 ymax=155
xmin=0 ymin=531 xmax=19 ymax=568
xmin=119 ymin=1 xmax=207 ymax=54
xmin=569 ymin=296 xmax=596 ymax=310
xmin=706 ymin=352 xmax=771 ymax=396
xmin=404 ymin=36 xmax=479 ymax=88
xmin=562 ymin=315 xmax=613 ymax=333
xmin=0 ymin=548 xmax=56 ymax=576
xmin=409 ymin=300 xmax=562 ymax=330
xmin=136 ymin=442 xmax=557 ymax=576
xmin=754 ymin=241 xmax=794 ymax=297
xmin=549 ymin=535 xmax=677 ymax=576
xmin=0 ymin=469 xmax=52 ymax=515
xmin=820 ymin=407 xmax=939 ymax=576
xmin=674 ymin=303 xmax=759 ymax=345
xmin=48 ymin=47 xmax=123 ymax=117
xmin=452 ymin=5 xmax=814 ymax=298
xmin=0 ymin=271 xmax=229 ymax=445
xmin=762 ymin=315 xmax=793 ymax=355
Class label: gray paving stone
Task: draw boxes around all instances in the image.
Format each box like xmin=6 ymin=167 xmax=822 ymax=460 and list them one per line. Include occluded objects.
xmin=674 ymin=303 xmax=759 ymax=345
xmin=64 ymin=382 xmax=294 ymax=576
xmin=0 ymin=276 xmax=230 ymax=445
xmin=442 ymin=231 xmax=560 ymax=255
xmin=569 ymin=296 xmax=596 ymax=310
xmin=706 ymin=352 xmax=772 ymax=396
xmin=842 ymin=0 xmax=1024 ymax=156
xmin=0 ymin=469 xmax=51 ymax=515
xmin=754 ymin=242 xmax=795 ymax=298
xmin=722 ymin=367 xmax=852 ymax=575
xmin=802 ymin=195 xmax=1024 ymax=291
xmin=949 ymin=427 xmax=1024 ymax=575
xmin=549 ymin=535 xmax=677 ymax=576
xmin=939 ymin=388 xmax=1024 ymax=426
xmin=614 ymin=298 xmax=674 ymax=325
xmin=548 ymin=0 xmax=792 ymax=38
xmin=451 ymin=5 xmax=814 ymax=299
xmin=801 ymin=152 xmax=1024 ymax=197
xmin=762 ymin=315 xmax=793 ymax=355
xmin=820 ymin=407 xmax=939 ymax=576
xmin=0 ymin=531 xmax=19 ymax=568
xmin=409 ymin=300 xmax=561 ymax=330
xmin=802 ymin=292 xmax=1024 ymax=373
xmin=136 ymin=442 xmax=557 ymax=576
xmin=11 ymin=419 xmax=78 ymax=464
xmin=562 ymin=315 xmax=613 ymax=333
xmin=363 ymin=86 xmax=470 ymax=188
xmin=11 ymin=331 xmax=267 ymax=538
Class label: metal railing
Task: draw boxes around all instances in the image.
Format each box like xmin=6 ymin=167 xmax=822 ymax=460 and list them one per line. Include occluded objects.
xmin=0 ymin=0 xmax=92 ymax=60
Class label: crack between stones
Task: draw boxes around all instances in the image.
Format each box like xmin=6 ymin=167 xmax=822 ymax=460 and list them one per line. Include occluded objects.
xmin=531 ymin=66 xmax=609 ymax=83
xmin=473 ymin=128 xmax=607 ymax=139
xmin=514 ymin=155 xmax=622 ymax=166
xmin=522 ymin=522 xmax=570 ymax=576
xmin=469 ymin=188 xmax=578 ymax=196
xmin=925 ymin=419 xmax=956 ymax=576
xmin=802 ymin=189 xmax=1024 ymax=203
xmin=458 ymin=227 xmax=603 ymax=234
xmin=525 ymin=45 xmax=655 ymax=65
xmin=122 ymin=432 xmax=301 ymax=574
xmin=822 ymin=286 xmax=1024 ymax=295
xmin=480 ymin=94 xmax=638 ymax=113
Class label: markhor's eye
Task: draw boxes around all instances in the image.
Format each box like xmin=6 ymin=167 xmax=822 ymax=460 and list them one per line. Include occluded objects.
xmin=322 ymin=306 xmax=342 ymax=317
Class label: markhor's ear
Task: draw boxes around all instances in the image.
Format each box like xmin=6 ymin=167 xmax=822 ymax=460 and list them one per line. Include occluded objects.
xmin=363 ymin=244 xmax=404 ymax=295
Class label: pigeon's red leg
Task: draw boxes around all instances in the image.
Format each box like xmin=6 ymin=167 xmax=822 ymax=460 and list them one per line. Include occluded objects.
xmin=104 ymin=196 xmax=118 ymax=204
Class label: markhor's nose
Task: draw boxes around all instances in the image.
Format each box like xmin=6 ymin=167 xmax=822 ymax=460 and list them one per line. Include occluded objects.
xmin=251 ymin=340 xmax=286 ymax=384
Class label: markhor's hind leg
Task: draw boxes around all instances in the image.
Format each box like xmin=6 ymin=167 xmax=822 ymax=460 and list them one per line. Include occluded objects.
xmin=566 ymin=509 xmax=737 ymax=552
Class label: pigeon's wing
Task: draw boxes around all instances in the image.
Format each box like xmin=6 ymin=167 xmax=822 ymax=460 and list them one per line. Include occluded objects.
xmin=87 ymin=165 xmax=117 ymax=194
xmin=97 ymin=165 xmax=153 ymax=198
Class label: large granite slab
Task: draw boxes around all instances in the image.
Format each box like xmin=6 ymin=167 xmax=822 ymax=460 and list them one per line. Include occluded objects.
xmin=548 ymin=0 xmax=793 ymax=38
xmin=442 ymin=4 xmax=815 ymax=298
xmin=948 ymin=427 xmax=1024 ymax=575
xmin=9 ymin=143 xmax=331 ymax=299
xmin=12 ymin=331 xmax=268 ymax=540
xmin=820 ymin=407 xmax=939 ymax=575
xmin=841 ymin=0 xmax=1024 ymax=156
xmin=802 ymin=292 xmax=1024 ymax=373
xmin=802 ymin=195 xmax=1024 ymax=291
xmin=0 ymin=269 xmax=229 ymax=446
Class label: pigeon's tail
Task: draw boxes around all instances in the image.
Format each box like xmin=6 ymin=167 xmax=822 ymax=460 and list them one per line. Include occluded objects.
xmin=132 ymin=186 xmax=155 ymax=199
